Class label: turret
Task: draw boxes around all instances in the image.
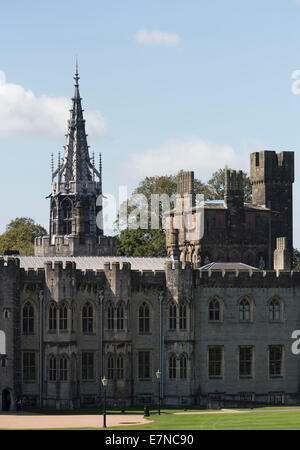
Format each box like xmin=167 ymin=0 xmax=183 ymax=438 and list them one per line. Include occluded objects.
xmin=250 ymin=150 xmax=294 ymax=258
xmin=34 ymin=62 xmax=117 ymax=257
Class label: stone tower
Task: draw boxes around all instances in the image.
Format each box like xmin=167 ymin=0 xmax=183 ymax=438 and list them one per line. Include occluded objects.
xmin=224 ymin=169 xmax=244 ymax=243
xmin=250 ymin=151 xmax=294 ymax=260
xmin=34 ymin=63 xmax=117 ymax=257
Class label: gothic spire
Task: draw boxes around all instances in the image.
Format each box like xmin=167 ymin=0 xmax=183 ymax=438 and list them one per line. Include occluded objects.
xmin=52 ymin=62 xmax=101 ymax=188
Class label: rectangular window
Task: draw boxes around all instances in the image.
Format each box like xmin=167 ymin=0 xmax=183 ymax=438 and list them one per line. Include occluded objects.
xmin=180 ymin=356 xmax=187 ymax=379
xmin=179 ymin=305 xmax=187 ymax=330
xmin=108 ymin=357 xmax=114 ymax=379
xmin=60 ymin=357 xmax=68 ymax=381
xmin=245 ymin=213 xmax=255 ymax=230
xmin=117 ymin=356 xmax=124 ymax=379
xmin=169 ymin=357 xmax=176 ymax=379
xmin=82 ymin=352 xmax=95 ymax=380
xmin=239 ymin=392 xmax=254 ymax=402
xmin=23 ymin=352 xmax=36 ymax=381
xmin=239 ymin=347 xmax=253 ymax=377
xmin=269 ymin=393 xmax=284 ymax=404
xmin=269 ymin=346 xmax=283 ymax=377
xmin=208 ymin=347 xmax=223 ymax=378
xmin=215 ymin=211 xmax=225 ymax=229
xmin=138 ymin=351 xmax=151 ymax=379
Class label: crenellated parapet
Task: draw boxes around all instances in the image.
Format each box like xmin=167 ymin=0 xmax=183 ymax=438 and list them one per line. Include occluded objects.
xmin=165 ymin=260 xmax=194 ymax=302
xmin=34 ymin=234 xmax=117 ymax=257
xmin=196 ymin=268 xmax=300 ymax=288
xmin=103 ymin=261 xmax=131 ymax=303
xmin=44 ymin=260 xmax=77 ymax=302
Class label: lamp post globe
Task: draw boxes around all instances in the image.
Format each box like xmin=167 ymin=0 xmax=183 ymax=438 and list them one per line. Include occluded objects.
xmin=156 ymin=370 xmax=161 ymax=415
xmin=101 ymin=376 xmax=108 ymax=428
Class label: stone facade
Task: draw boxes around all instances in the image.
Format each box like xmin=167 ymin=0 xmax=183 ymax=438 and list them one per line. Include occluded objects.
xmin=0 ymin=66 xmax=299 ymax=411
xmin=1 ymin=253 xmax=300 ymax=410
xmin=166 ymin=153 xmax=294 ymax=270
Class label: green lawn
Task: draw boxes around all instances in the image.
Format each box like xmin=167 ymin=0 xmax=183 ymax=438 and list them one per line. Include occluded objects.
xmin=110 ymin=410 xmax=300 ymax=430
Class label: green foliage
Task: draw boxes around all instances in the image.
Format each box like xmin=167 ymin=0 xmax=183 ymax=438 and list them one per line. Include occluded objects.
xmin=116 ymin=169 xmax=252 ymax=257
xmin=205 ymin=168 xmax=252 ymax=201
xmin=0 ymin=217 xmax=47 ymax=256
xmin=293 ymin=248 xmax=300 ymax=269
xmin=117 ymin=228 xmax=166 ymax=257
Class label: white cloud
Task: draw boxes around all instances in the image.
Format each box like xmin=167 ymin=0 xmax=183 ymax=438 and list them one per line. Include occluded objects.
xmin=124 ymin=137 xmax=250 ymax=181
xmin=133 ymin=28 xmax=181 ymax=47
xmin=0 ymin=70 xmax=106 ymax=138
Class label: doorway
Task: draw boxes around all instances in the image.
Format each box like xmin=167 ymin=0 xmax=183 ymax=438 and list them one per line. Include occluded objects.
xmin=2 ymin=389 xmax=11 ymax=411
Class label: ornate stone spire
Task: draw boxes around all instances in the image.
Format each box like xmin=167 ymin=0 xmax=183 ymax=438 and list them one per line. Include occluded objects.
xmin=52 ymin=61 xmax=101 ymax=189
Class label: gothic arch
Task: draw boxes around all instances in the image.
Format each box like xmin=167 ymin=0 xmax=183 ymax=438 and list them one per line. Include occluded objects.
xmin=268 ymin=296 xmax=284 ymax=321
xmin=208 ymin=295 xmax=224 ymax=321
xmin=138 ymin=300 xmax=152 ymax=334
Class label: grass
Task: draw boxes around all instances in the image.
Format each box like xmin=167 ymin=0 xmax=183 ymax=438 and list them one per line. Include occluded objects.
xmin=15 ymin=406 xmax=300 ymax=430
xmin=109 ymin=410 xmax=300 ymax=430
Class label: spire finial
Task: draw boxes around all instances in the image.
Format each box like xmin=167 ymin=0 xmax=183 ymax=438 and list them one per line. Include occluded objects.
xmin=99 ymin=152 xmax=102 ymax=189
xmin=74 ymin=57 xmax=80 ymax=86
xmin=51 ymin=153 xmax=54 ymax=175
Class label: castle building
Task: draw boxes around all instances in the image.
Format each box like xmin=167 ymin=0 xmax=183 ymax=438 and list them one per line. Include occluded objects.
xmin=166 ymin=153 xmax=294 ymax=270
xmin=0 ymin=67 xmax=299 ymax=411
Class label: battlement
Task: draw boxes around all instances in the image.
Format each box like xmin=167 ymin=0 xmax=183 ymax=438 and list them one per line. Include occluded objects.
xmin=196 ymin=268 xmax=299 ymax=287
xmin=34 ymin=234 xmax=117 ymax=257
xmin=250 ymin=151 xmax=294 ymax=185
xmin=225 ymin=169 xmax=243 ymax=192
xmin=0 ymin=257 xmax=20 ymax=269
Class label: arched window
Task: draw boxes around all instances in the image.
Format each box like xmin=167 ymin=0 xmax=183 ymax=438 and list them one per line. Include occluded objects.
xmin=117 ymin=304 xmax=124 ymax=330
xmin=117 ymin=355 xmax=124 ymax=379
xmin=82 ymin=302 xmax=94 ymax=333
xmin=169 ymin=303 xmax=177 ymax=330
xmin=52 ymin=201 xmax=58 ymax=235
xmin=180 ymin=354 xmax=187 ymax=379
xmin=107 ymin=304 xmax=114 ymax=330
xmin=108 ymin=355 xmax=114 ymax=379
xmin=269 ymin=298 xmax=282 ymax=322
xmin=209 ymin=298 xmax=221 ymax=321
xmin=49 ymin=355 xmax=57 ymax=381
xmin=23 ymin=301 xmax=34 ymax=334
xmin=239 ymin=298 xmax=251 ymax=322
xmin=60 ymin=355 xmax=68 ymax=381
xmin=62 ymin=198 xmax=72 ymax=235
xmin=139 ymin=302 xmax=151 ymax=334
xmin=179 ymin=303 xmax=187 ymax=330
xmin=59 ymin=304 xmax=68 ymax=331
xmin=49 ymin=303 xmax=57 ymax=331
xmin=169 ymin=354 xmax=176 ymax=379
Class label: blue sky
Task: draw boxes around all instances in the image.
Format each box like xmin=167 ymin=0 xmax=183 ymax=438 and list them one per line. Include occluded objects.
xmin=1 ymin=0 xmax=300 ymax=246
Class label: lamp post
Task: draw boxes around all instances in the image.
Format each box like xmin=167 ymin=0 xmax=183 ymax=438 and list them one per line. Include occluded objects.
xmin=156 ymin=369 xmax=161 ymax=415
xmin=102 ymin=376 xmax=108 ymax=428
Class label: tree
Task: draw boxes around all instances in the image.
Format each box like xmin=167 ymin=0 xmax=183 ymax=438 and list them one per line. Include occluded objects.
xmin=293 ymin=248 xmax=300 ymax=270
xmin=206 ymin=168 xmax=252 ymax=202
xmin=0 ymin=217 xmax=47 ymax=256
xmin=116 ymin=169 xmax=252 ymax=257
xmin=116 ymin=228 xmax=166 ymax=257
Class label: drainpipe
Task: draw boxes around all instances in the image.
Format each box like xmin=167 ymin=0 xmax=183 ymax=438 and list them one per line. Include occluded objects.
xmin=98 ymin=289 xmax=104 ymax=395
xmin=158 ymin=289 xmax=164 ymax=400
xmin=39 ymin=289 xmax=44 ymax=408
xmin=268 ymin=201 xmax=272 ymax=269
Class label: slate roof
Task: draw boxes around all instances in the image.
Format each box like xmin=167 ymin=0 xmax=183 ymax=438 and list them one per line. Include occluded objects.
xmin=199 ymin=262 xmax=260 ymax=271
xmin=17 ymin=256 xmax=170 ymax=272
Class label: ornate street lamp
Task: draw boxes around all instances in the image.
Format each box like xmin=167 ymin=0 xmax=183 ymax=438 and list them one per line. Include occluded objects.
xmin=156 ymin=369 xmax=161 ymax=415
xmin=102 ymin=376 xmax=108 ymax=428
